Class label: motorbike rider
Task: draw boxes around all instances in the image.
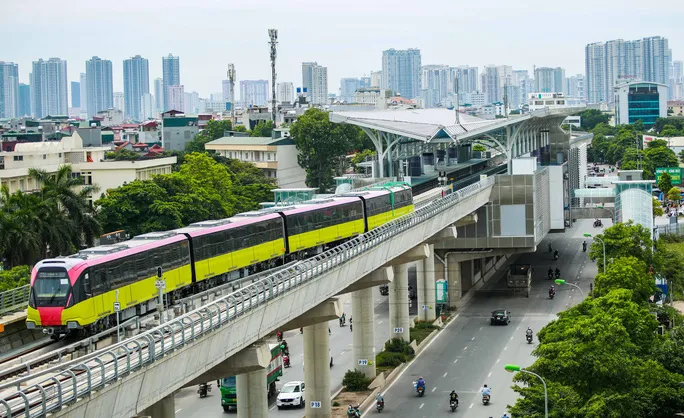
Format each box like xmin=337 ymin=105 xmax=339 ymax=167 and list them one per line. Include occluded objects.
xmin=375 ymin=392 xmax=384 ymax=406
xmin=449 ymin=390 xmax=459 ymax=405
xmin=416 ymin=376 xmax=426 ymax=391
xmin=555 ymin=267 xmax=561 ymax=277
xmin=481 ymin=384 xmax=492 ymax=398
xmin=582 ymin=240 xmax=587 ymax=251
xmin=280 ymin=340 xmax=289 ymax=356
xmin=347 ymin=404 xmax=360 ymax=417
xmin=549 ymin=285 xmax=556 ymax=296
xmin=553 ymin=249 xmax=559 ymax=259
xmin=526 ymin=327 xmax=533 ymax=338
xmin=548 ymin=267 xmax=553 ymax=278
xmin=548 ymin=243 xmax=552 ymax=253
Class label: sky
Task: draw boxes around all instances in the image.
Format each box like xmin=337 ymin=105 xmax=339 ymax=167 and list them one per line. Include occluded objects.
xmin=2 ymin=0 xmax=683 ymax=100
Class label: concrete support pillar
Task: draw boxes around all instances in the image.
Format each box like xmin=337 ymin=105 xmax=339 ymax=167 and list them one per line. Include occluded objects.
xmin=423 ymin=245 xmax=437 ymax=321
xmin=389 ymin=263 xmax=410 ymax=342
xmin=352 ymin=286 xmax=376 ymax=379
xmin=446 ymin=256 xmax=462 ymax=307
xmin=141 ymin=395 xmax=175 ymax=418
xmin=416 ymin=260 xmax=425 ymax=321
xmin=303 ymin=322 xmax=331 ymax=418
xmin=237 ymin=369 xmax=268 ymax=418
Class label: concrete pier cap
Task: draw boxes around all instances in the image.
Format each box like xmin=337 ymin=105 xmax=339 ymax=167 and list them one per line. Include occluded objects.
xmin=336 ymin=266 xmax=394 ymax=294
xmin=279 ymin=298 xmax=342 ymax=331
xmin=426 ymin=225 xmax=458 ymax=244
xmin=183 ymin=341 xmax=271 ymax=387
xmin=383 ymin=243 xmax=429 ymax=266
xmin=455 ymin=213 xmax=478 ymax=227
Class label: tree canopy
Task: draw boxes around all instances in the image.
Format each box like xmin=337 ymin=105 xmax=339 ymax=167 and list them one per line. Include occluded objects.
xmin=249 ymin=120 xmax=274 ymax=138
xmin=578 ymin=109 xmax=611 ymax=131
xmin=658 ymin=172 xmax=673 ymax=193
xmin=587 ymin=221 xmax=652 ymax=272
xmin=184 ymin=119 xmax=233 ymax=154
xmin=291 ymin=108 xmax=366 ymax=192
xmin=96 ymin=152 xmax=275 ymax=236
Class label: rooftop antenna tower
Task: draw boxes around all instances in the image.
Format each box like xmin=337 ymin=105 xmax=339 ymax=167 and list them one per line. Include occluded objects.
xmin=227 ymin=63 xmax=236 ymax=127
xmin=268 ymin=29 xmax=278 ymax=124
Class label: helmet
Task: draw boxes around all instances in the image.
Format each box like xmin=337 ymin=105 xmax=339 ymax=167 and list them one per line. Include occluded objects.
xmin=484 ymin=384 xmax=488 ymax=388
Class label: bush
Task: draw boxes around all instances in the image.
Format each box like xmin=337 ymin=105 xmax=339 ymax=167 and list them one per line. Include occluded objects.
xmin=332 ymin=401 xmax=340 ymax=407
xmin=376 ymin=351 xmax=405 ymax=367
xmin=660 ymin=233 xmax=684 ymax=243
xmin=384 ymin=338 xmax=414 ymax=356
xmin=410 ymin=321 xmax=438 ymax=345
xmin=342 ymin=369 xmax=373 ymax=392
xmin=0 ymin=265 xmax=30 ymax=292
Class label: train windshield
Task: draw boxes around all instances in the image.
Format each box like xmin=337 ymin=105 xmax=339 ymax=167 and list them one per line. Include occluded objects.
xmin=32 ymin=268 xmax=71 ymax=307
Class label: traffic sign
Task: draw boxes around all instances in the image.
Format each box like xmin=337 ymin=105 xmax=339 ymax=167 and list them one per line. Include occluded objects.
xmin=393 ymin=327 xmax=404 ymax=333
xmin=156 ymin=267 xmax=163 ymax=278
xmin=358 ymin=359 xmax=368 ymax=366
xmin=155 ymin=280 xmax=166 ymax=290
xmin=310 ymin=401 xmax=321 ymax=408
xmin=113 ymin=302 xmax=121 ymax=312
xmin=422 ymin=305 xmax=428 ymax=311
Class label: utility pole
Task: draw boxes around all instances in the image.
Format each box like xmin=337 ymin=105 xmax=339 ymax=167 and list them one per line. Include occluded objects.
xmin=227 ymin=64 xmax=236 ymax=128
xmin=268 ymin=29 xmax=278 ymax=125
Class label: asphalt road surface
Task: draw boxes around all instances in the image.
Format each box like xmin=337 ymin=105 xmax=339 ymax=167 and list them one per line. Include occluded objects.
xmin=363 ymin=221 xmax=596 ymax=418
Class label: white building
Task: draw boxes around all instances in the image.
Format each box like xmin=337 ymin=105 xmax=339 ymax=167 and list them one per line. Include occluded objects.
xmin=240 ymin=80 xmax=269 ymax=107
xmin=277 ymin=82 xmax=294 ymax=103
xmin=140 ymin=93 xmax=154 ymax=120
xmin=421 ymin=65 xmax=450 ymax=108
xmin=113 ymin=92 xmax=124 ymax=112
xmin=205 ymin=135 xmax=306 ymax=188
xmin=203 ymin=101 xmax=227 ymax=113
xmin=461 ymin=92 xmax=486 ymax=107
xmin=0 ymin=132 xmax=175 ymax=199
xmin=184 ymin=91 xmax=200 ymax=114
xmin=96 ymin=108 xmax=124 ymax=127
xmin=527 ymin=92 xmax=585 ymax=111
xmin=0 ymin=62 xmax=19 ymax=118
xmin=353 ymin=88 xmax=391 ymax=106
xmin=167 ymin=85 xmax=185 ymax=112
xmin=614 ymin=81 xmax=667 ymax=128
xmin=222 ymin=80 xmax=232 ymax=104
xmin=370 ymin=71 xmax=382 ymax=88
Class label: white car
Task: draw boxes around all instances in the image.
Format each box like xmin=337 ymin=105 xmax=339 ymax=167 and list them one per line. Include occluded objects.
xmin=276 ymin=381 xmax=305 ymax=409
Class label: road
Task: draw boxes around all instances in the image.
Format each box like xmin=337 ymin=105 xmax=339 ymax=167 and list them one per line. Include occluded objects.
xmin=174 ymin=288 xmax=403 ymax=417
xmin=365 ymin=221 xmax=597 ymax=418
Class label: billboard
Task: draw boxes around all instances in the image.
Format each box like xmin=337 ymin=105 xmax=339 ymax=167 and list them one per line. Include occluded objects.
xmin=655 ymin=167 xmax=683 ymax=186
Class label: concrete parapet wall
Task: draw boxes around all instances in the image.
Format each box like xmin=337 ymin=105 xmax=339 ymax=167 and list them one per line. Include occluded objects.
xmin=0 ymin=317 xmax=43 ymax=356
xmin=50 ymin=185 xmax=494 ymax=418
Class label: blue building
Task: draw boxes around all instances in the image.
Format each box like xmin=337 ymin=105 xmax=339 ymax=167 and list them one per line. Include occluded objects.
xmin=614 ymin=81 xmax=667 ymax=128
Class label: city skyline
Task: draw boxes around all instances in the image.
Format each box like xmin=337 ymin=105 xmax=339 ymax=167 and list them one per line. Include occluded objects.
xmin=2 ymin=0 xmax=682 ymax=99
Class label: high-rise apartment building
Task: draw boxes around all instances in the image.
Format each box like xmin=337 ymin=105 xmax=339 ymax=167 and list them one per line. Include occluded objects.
xmin=222 ymin=79 xmax=232 ymax=105
xmin=534 ymin=67 xmax=566 ymax=93
xmin=481 ymin=65 xmax=512 ymax=104
xmin=123 ymin=55 xmax=150 ymax=120
xmin=382 ymin=49 xmax=422 ymax=99
xmin=339 ymin=78 xmax=361 ymax=103
xmin=585 ymin=36 xmax=671 ymax=104
xmin=18 ymin=84 xmax=30 ymax=117
xmin=370 ymin=71 xmax=382 ymax=88
xmin=512 ymin=70 xmax=532 ymax=107
xmin=276 ymin=82 xmax=294 ymax=103
xmin=162 ymin=54 xmax=180 ymax=111
xmin=0 ymin=62 xmax=19 ymax=118
xmin=240 ymin=80 xmax=269 ymax=107
xmin=566 ymin=74 xmax=585 ymax=99
xmin=140 ymin=93 xmax=154 ymax=120
xmin=154 ymin=78 xmax=163 ymax=112
xmin=301 ymin=62 xmax=316 ymax=100
xmin=79 ymin=73 xmax=87 ymax=114
xmin=31 ymin=58 xmax=68 ymax=118
xmin=85 ymin=56 xmax=113 ymax=118
xmin=359 ymin=76 xmax=371 ymax=89
xmin=451 ymin=66 xmax=478 ymax=94
xmin=671 ymin=61 xmax=684 ymax=100
xmin=301 ymin=62 xmax=328 ymax=105
xmin=184 ymin=91 xmax=199 ymax=114
xmin=167 ymin=85 xmax=184 ymax=112
xmin=113 ymin=92 xmax=124 ymax=112
xmin=421 ymin=65 xmax=450 ymax=108
xmin=71 ymin=81 xmax=80 ymax=108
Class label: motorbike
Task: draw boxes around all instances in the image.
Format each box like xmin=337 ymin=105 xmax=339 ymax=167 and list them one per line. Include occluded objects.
xmin=548 ymin=244 xmax=552 ymax=253
xmin=276 ymin=332 xmax=283 ymax=342
xmin=549 ymin=289 xmax=555 ymax=299
xmin=283 ymin=355 xmax=291 ymax=368
xmin=548 ymin=271 xmax=553 ymax=280
xmin=482 ymin=393 xmax=490 ymax=405
xmin=553 ymin=251 xmax=559 ymax=261
xmin=197 ymin=383 xmax=211 ymax=398
xmin=347 ymin=406 xmax=361 ymax=417
xmin=555 ymin=271 xmax=561 ymax=280
xmin=376 ymin=400 xmax=384 ymax=412
xmin=450 ymin=400 xmax=458 ymax=411
xmin=582 ymin=243 xmax=587 ymax=252
xmin=594 ymin=219 xmax=603 ymax=228
xmin=379 ymin=285 xmax=389 ymax=296
xmin=416 ymin=385 xmax=425 ymax=397
xmin=339 ymin=316 xmax=346 ymax=327
xmin=526 ymin=334 xmax=533 ymax=344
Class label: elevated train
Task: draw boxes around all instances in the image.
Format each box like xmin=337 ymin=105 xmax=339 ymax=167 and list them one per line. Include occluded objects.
xmin=26 ymin=183 xmax=414 ymax=335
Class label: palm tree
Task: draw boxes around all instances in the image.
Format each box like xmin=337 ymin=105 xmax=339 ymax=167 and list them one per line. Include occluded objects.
xmin=29 ymin=165 xmax=102 ymax=250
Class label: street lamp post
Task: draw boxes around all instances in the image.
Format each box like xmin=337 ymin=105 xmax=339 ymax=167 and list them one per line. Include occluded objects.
xmin=505 ymin=364 xmax=548 ymax=418
xmin=555 ymin=279 xmax=585 ymax=298
xmin=583 ymin=233 xmax=606 ymax=274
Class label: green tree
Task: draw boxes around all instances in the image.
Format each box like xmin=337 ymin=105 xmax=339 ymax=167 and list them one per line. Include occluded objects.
xmin=588 ymin=222 xmax=652 ymax=272
xmin=291 ymin=108 xmax=361 ymax=192
xmin=658 ymin=171 xmax=673 ymax=193
xmin=653 ymin=117 xmax=684 ymax=134
xmin=593 ymin=256 xmax=656 ymax=302
xmin=678 ymin=149 xmax=684 ymax=164
xmin=210 ymin=155 xmax=276 ymax=213
xmin=661 ymin=125 xmax=682 ymax=138
xmin=652 ymin=197 xmax=664 ymax=217
xmin=184 ymin=119 xmax=233 ymax=153
xmin=667 ymin=186 xmax=682 ymax=203
xmin=249 ymin=120 xmax=274 ymax=138
xmin=643 ymin=140 xmax=678 ymax=179
xmin=105 ymin=149 xmax=141 ymax=161
xmin=472 ymin=144 xmax=487 ymax=152
xmin=0 ymin=265 xmax=30 ymax=292
xmin=578 ymin=109 xmax=610 ymax=131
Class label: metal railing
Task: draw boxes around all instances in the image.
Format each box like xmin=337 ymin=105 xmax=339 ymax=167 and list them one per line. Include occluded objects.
xmin=0 ymin=285 xmax=30 ymax=317
xmin=0 ymin=177 xmax=494 ymax=417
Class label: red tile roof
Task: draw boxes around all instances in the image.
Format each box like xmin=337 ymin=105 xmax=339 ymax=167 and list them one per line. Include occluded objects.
xmin=132 ymin=143 xmax=149 ymax=148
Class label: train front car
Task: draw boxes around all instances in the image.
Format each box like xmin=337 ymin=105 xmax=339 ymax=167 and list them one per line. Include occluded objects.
xmin=26 ymin=258 xmax=85 ymax=336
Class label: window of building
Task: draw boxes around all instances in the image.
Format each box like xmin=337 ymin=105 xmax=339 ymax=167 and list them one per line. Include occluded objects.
xmin=13 ymin=155 xmax=23 ymax=161
xmin=43 ymin=154 xmax=47 ymax=160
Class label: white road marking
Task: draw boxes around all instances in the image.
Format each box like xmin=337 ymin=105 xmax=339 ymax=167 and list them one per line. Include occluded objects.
xmin=496 ymin=358 xmax=500 ymax=364
xmin=487 ymin=372 xmax=492 ymax=378
xmin=377 ymin=321 xmax=383 ymax=325
xmin=453 ymin=359 xmax=459 ymax=364
xmin=175 ymin=409 xmax=182 ymax=414
xmin=269 ymin=405 xmax=277 ymax=411
xmin=469 ymin=403 xmax=474 ymax=409
xmin=504 ymin=346 xmax=508 ymax=351
xmin=443 ymin=372 xmax=448 ymax=377
xmin=419 ymin=403 xmax=424 ymax=409
xmin=432 ymin=387 xmax=436 ymax=392
xmin=479 ymin=326 xmax=483 ymax=331
xmin=516 ymin=326 xmax=520 ymax=330
xmin=471 ymin=337 xmax=475 ymax=341
xmin=463 ymin=346 xmax=468 ymax=350
xmin=510 ymin=336 xmax=514 ymax=340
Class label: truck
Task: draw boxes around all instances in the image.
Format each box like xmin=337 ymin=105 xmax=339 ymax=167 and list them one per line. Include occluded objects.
xmin=220 ymin=343 xmax=283 ymax=412
xmin=507 ymin=264 xmax=532 ymax=297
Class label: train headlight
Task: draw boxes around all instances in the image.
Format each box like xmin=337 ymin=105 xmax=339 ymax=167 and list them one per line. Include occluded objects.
xmin=67 ymin=321 xmax=79 ymax=329
xmin=26 ymin=321 xmax=36 ymax=329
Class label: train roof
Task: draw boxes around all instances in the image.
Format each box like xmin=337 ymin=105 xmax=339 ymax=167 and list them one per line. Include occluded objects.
xmin=280 ymin=196 xmax=362 ymax=216
xmin=174 ymin=212 xmax=282 ymax=238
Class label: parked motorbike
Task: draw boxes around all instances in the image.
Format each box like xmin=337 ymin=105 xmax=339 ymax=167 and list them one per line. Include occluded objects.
xmin=197 ymin=383 xmax=210 ymax=398
xmin=347 ymin=405 xmax=361 ymax=418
